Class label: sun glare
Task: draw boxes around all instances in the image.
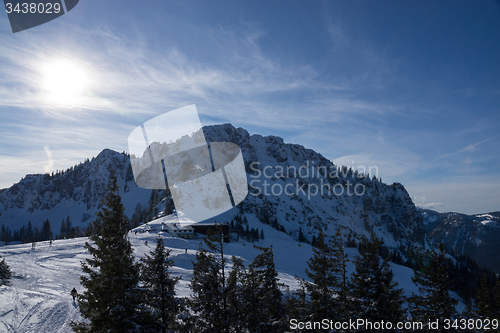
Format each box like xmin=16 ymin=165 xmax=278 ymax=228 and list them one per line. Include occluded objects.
xmin=41 ymin=59 xmax=90 ymax=105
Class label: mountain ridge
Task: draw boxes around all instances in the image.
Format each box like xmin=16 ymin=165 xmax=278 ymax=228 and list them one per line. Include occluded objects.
xmin=421 ymin=208 xmax=500 ymax=273
xmin=1 ymin=123 xmax=491 ymax=273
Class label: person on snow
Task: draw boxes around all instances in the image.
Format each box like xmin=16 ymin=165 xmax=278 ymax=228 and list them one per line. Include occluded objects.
xmin=71 ymin=287 xmax=77 ymax=302
xmin=31 ymin=242 xmax=35 ymax=250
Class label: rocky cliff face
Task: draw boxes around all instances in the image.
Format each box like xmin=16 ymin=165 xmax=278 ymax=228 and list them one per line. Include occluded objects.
xmin=421 ymin=209 xmax=500 ymax=273
xmin=0 ymin=124 xmax=426 ymax=250
xmin=203 ymin=124 xmax=426 ymax=248
xmin=0 ymin=149 xmax=151 ymax=234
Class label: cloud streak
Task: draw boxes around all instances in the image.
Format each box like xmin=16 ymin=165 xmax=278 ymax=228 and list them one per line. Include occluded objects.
xmin=431 ymin=137 xmax=498 ymax=162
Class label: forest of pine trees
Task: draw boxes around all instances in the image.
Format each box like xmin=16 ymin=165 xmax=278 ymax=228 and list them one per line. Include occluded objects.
xmin=67 ymin=173 xmax=500 ymax=332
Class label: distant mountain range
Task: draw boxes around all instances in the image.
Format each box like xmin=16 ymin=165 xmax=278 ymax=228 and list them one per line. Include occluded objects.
xmin=0 ymin=124 xmax=497 ymax=273
xmin=421 ymin=209 xmax=500 ymax=273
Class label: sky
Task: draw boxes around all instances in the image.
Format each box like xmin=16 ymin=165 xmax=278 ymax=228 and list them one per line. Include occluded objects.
xmin=0 ymin=0 xmax=499 ymax=215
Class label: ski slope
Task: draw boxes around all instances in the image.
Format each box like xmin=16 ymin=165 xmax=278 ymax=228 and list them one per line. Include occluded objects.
xmin=0 ymin=216 xmax=464 ymax=332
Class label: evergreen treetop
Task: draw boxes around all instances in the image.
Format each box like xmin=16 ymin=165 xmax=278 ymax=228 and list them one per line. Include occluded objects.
xmin=140 ymin=236 xmax=180 ymax=333
xmin=72 ymin=172 xmax=144 ymax=333
xmin=408 ymin=244 xmax=458 ymax=332
xmin=350 ymin=232 xmax=404 ymax=328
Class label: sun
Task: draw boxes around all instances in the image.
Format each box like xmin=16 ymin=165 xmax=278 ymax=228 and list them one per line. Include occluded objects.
xmin=40 ymin=59 xmax=90 ymax=105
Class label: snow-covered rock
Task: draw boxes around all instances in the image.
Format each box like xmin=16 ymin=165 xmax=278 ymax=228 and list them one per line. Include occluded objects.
xmin=0 ymin=124 xmax=426 ymax=251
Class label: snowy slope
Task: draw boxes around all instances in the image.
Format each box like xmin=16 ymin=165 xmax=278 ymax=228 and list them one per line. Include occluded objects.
xmin=0 ymin=214 xmax=464 ymax=332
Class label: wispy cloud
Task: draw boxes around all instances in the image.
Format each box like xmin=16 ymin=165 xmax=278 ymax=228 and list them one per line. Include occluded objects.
xmin=43 ymin=145 xmax=54 ymax=174
xmin=412 ymin=196 xmax=444 ymax=210
xmin=407 ymin=177 xmax=500 ymax=214
xmin=431 ymin=137 xmax=498 ymax=162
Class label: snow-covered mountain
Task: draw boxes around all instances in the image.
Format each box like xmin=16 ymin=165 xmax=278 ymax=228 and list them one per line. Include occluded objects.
xmin=0 ymin=149 xmax=152 ymax=237
xmin=1 ymin=124 xmax=425 ymax=251
xmin=0 ymin=123 xmax=483 ymax=331
xmin=203 ymin=124 xmax=426 ymax=249
xmin=421 ymin=209 xmax=500 ymax=273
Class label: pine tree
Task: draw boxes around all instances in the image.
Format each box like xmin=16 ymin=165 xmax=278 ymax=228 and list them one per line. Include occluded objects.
xmin=494 ymin=279 xmax=500 ymax=319
xmin=189 ymin=245 xmax=226 ymax=332
xmin=140 ymin=236 xmax=180 ymax=333
xmin=71 ymin=173 xmax=145 ymax=333
xmin=26 ymin=221 xmax=33 ymax=243
xmin=0 ymin=225 xmax=6 ymax=243
xmin=41 ymin=219 xmax=53 ymax=241
xmin=311 ymin=235 xmax=318 ymax=248
xmin=460 ymin=299 xmax=476 ymax=333
xmin=408 ymin=244 xmax=458 ymax=332
xmin=60 ymin=218 xmax=67 ymax=239
xmin=298 ymin=226 xmax=306 ymax=243
xmin=330 ymin=228 xmax=350 ymax=321
xmin=65 ymin=215 xmax=73 ymax=238
xmin=33 ymin=227 xmax=40 ymax=242
xmin=0 ymin=256 xmax=13 ymax=285
xmin=285 ymin=286 xmax=309 ymax=326
xmin=350 ymin=232 xmax=404 ymax=330
xmin=475 ymin=274 xmax=494 ymax=319
xmin=300 ymin=230 xmax=337 ymax=325
xmin=189 ymin=224 xmax=228 ymax=333
xmin=226 ymin=256 xmax=246 ymax=333
xmin=244 ymin=245 xmax=287 ymax=333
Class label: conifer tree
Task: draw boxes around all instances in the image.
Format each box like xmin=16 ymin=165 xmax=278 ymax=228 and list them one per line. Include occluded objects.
xmin=298 ymin=227 xmax=306 ymax=243
xmin=244 ymin=245 xmax=287 ymax=333
xmin=189 ymin=245 xmax=226 ymax=332
xmin=0 ymin=256 xmax=13 ymax=285
xmin=408 ymin=244 xmax=457 ymax=332
xmin=285 ymin=286 xmax=309 ymax=326
xmin=41 ymin=219 xmax=53 ymax=241
xmin=475 ymin=274 xmax=494 ymax=319
xmin=494 ymin=279 xmax=500 ymax=319
xmin=350 ymin=232 xmax=404 ymax=329
xmin=189 ymin=224 xmax=228 ymax=333
xmin=0 ymin=225 xmax=7 ymax=244
xmin=329 ymin=228 xmax=350 ymax=321
xmin=226 ymin=256 xmax=246 ymax=333
xmin=300 ymin=230 xmax=337 ymax=325
xmin=460 ymin=300 xmax=477 ymax=333
xmin=60 ymin=215 xmax=72 ymax=239
xmin=140 ymin=236 xmax=180 ymax=333
xmin=71 ymin=173 xmax=144 ymax=333
xmin=25 ymin=221 xmax=33 ymax=243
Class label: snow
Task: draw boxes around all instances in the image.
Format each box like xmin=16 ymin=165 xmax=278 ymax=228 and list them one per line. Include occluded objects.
xmin=0 ymin=213 xmax=466 ymax=331
xmin=475 ymin=214 xmax=496 ymax=225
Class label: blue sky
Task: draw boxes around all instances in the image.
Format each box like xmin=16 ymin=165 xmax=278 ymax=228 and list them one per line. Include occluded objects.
xmin=0 ymin=0 xmax=499 ymax=214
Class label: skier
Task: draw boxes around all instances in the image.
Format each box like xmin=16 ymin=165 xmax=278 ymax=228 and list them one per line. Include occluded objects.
xmin=71 ymin=287 xmax=77 ymax=302
xmin=31 ymin=242 xmax=35 ymax=250
xmin=145 ymin=240 xmax=148 ymax=246
xmin=49 ymin=239 xmax=52 ymax=247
